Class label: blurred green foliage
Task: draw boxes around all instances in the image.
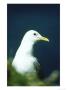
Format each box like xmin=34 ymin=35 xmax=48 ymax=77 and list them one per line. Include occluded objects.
xmin=7 ymin=58 xmax=59 ymax=86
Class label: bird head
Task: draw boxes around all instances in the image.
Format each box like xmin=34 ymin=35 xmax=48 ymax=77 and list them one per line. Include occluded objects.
xmin=23 ymin=30 xmax=49 ymax=43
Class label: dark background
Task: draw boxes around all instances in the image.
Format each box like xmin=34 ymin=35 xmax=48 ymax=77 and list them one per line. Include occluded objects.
xmin=7 ymin=4 xmax=60 ymax=84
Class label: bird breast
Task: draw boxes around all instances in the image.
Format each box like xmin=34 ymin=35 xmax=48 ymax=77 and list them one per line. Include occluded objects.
xmin=12 ymin=55 xmax=37 ymax=74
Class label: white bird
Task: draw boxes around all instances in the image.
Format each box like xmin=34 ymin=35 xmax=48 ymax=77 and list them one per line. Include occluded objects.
xmin=12 ymin=30 xmax=49 ymax=74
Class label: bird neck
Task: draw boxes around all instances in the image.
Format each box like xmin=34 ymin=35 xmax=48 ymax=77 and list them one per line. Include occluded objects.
xmin=19 ymin=40 xmax=35 ymax=56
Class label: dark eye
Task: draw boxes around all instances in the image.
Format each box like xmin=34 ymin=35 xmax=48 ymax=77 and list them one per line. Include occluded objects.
xmin=33 ymin=33 xmax=37 ymax=36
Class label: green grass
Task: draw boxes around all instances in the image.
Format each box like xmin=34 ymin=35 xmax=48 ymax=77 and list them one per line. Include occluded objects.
xmin=7 ymin=58 xmax=59 ymax=86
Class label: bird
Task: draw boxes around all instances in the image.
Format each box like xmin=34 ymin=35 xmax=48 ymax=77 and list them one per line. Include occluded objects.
xmin=12 ymin=30 xmax=49 ymax=74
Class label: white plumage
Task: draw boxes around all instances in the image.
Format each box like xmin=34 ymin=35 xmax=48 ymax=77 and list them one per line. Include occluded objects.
xmin=12 ymin=30 xmax=49 ymax=74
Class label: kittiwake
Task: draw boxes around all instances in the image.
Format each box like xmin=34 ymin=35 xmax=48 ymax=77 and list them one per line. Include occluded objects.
xmin=12 ymin=30 xmax=49 ymax=74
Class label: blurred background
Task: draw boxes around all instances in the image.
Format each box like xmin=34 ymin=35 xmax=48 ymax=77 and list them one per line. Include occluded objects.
xmin=7 ymin=4 xmax=60 ymax=86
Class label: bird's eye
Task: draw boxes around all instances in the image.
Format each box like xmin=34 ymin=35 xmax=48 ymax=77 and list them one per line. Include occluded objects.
xmin=33 ymin=33 xmax=37 ymax=36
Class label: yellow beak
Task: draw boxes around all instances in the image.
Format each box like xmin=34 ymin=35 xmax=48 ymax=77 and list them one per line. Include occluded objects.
xmin=38 ymin=36 xmax=49 ymax=42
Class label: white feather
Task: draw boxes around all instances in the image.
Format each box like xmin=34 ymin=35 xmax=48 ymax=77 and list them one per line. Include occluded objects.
xmin=12 ymin=30 xmax=49 ymax=74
